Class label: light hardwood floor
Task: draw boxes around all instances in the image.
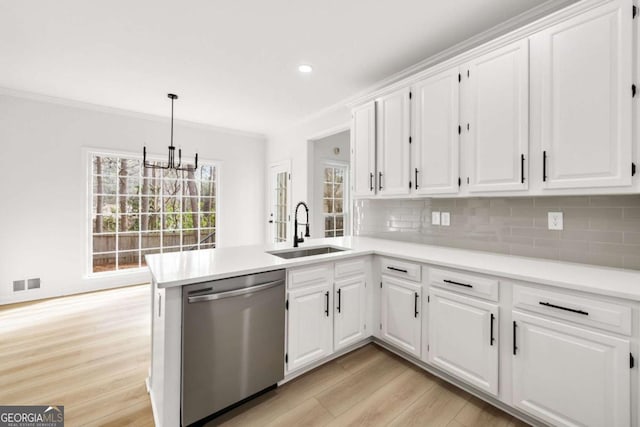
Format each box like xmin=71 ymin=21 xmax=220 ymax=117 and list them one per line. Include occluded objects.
xmin=1 ymin=285 xmax=528 ymax=427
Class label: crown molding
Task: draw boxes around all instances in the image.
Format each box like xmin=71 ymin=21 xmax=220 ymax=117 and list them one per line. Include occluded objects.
xmin=343 ymin=0 xmax=610 ymax=108
xmin=0 ymin=86 xmax=267 ymax=140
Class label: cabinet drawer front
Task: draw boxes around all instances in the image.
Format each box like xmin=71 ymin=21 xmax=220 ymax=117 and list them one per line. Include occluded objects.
xmin=287 ymin=264 xmax=333 ymax=289
xmin=430 ymin=268 xmax=499 ymax=302
xmin=335 ymin=258 xmax=367 ymax=280
xmin=380 ymin=258 xmax=421 ymax=282
xmin=513 ymin=285 xmax=632 ymax=336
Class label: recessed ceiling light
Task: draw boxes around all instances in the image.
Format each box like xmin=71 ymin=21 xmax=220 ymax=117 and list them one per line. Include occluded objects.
xmin=298 ymin=64 xmax=313 ymax=73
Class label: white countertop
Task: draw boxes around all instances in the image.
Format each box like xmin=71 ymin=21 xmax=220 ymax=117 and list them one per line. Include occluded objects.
xmin=145 ymin=236 xmax=640 ymax=301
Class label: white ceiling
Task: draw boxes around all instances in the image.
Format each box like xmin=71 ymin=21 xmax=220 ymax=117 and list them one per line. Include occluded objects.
xmin=1 ymin=0 xmax=572 ymax=134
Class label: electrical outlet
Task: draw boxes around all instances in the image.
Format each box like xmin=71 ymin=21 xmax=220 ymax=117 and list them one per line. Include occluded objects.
xmin=431 ymin=211 xmax=441 ymax=225
xmin=441 ymin=212 xmax=450 ymax=226
xmin=548 ymin=212 xmax=563 ymax=230
xmin=27 ymin=278 xmax=41 ymax=289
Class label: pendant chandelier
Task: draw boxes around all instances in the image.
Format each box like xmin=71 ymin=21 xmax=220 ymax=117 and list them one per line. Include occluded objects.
xmin=143 ymin=93 xmax=198 ymax=171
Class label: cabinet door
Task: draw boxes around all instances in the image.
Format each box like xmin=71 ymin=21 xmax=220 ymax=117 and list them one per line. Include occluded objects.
xmin=464 ymin=39 xmax=529 ymax=192
xmin=381 ymin=275 xmax=421 ymax=357
xmin=351 ymin=102 xmax=377 ymax=197
xmin=412 ymin=68 xmax=460 ymax=195
xmin=376 ymin=88 xmax=411 ymax=196
xmin=532 ymin=0 xmax=632 ymax=189
xmin=287 ymin=283 xmax=333 ymax=372
xmin=512 ymin=311 xmax=630 ymax=427
xmin=428 ymin=288 xmax=499 ymax=395
xmin=334 ymin=275 xmax=367 ymax=351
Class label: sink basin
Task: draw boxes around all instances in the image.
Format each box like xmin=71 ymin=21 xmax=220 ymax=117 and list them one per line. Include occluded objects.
xmin=268 ymin=246 xmax=347 ymax=259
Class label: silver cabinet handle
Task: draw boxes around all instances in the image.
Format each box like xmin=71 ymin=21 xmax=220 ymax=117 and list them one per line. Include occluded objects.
xmin=188 ymin=279 xmax=284 ymax=303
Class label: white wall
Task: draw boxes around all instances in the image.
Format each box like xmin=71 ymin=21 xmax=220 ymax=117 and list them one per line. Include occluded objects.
xmin=311 ymin=131 xmax=350 ymax=236
xmin=0 ymin=93 xmax=266 ymax=304
xmin=265 ymin=106 xmax=351 ymax=243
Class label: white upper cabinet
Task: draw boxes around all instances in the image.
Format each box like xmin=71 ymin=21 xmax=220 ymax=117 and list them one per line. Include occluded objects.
xmin=464 ymin=39 xmax=529 ymax=193
xmin=412 ymin=68 xmax=460 ymax=195
xmin=376 ymin=88 xmax=411 ymax=196
xmin=512 ymin=311 xmax=630 ymax=427
xmin=531 ymin=0 xmax=633 ymax=189
xmin=351 ymin=101 xmax=377 ymax=197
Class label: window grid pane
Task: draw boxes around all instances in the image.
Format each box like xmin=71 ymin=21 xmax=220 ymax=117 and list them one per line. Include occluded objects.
xmin=323 ymin=165 xmax=347 ymax=238
xmin=91 ymin=154 xmax=217 ymax=274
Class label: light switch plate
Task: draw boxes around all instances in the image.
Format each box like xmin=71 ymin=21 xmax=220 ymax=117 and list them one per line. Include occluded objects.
xmin=441 ymin=212 xmax=450 ymax=226
xmin=432 ymin=211 xmax=441 ymax=225
xmin=548 ymin=212 xmax=563 ymax=230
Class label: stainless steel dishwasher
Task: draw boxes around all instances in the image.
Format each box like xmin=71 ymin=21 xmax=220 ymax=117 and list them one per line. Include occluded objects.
xmin=181 ymin=269 xmax=285 ymax=426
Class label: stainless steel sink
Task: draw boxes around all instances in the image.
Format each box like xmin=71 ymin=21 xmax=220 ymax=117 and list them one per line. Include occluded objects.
xmin=268 ymin=246 xmax=347 ymax=259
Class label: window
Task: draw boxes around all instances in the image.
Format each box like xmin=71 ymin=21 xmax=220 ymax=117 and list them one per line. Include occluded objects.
xmin=323 ymin=164 xmax=347 ymax=237
xmin=269 ymin=161 xmax=291 ymax=243
xmin=89 ymin=152 xmax=217 ymax=274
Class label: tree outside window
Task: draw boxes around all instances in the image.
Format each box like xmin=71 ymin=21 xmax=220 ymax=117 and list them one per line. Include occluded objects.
xmin=323 ymin=165 xmax=347 ymax=237
xmin=90 ymin=153 xmax=217 ymax=274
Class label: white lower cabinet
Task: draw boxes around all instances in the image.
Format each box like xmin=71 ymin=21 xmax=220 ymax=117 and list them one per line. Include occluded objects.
xmin=287 ymin=283 xmax=333 ymax=372
xmin=381 ymin=275 xmax=421 ymax=357
xmin=428 ymin=287 xmax=499 ymax=395
xmin=334 ymin=275 xmax=367 ymax=351
xmin=512 ymin=310 xmax=631 ymax=427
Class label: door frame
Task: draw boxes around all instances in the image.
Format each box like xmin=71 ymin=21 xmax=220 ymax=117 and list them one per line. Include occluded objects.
xmin=307 ymin=122 xmax=351 ymax=239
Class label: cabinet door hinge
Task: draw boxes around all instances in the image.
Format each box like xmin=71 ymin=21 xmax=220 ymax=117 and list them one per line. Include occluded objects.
xmin=458 ymin=125 xmax=461 ymax=135
xmin=364 ymin=323 xmax=366 ymax=330
xmin=288 ymin=173 xmax=291 ymax=180
xmin=380 ymin=323 xmax=382 ymax=330
xmin=427 ymin=295 xmax=430 ymax=303
xmin=409 ymin=136 xmax=412 ymax=144
xmin=285 ymin=299 xmax=289 ymax=310
xmin=409 ymin=91 xmax=412 ymax=99
xmin=458 ymin=177 xmax=461 ymax=187
xmin=427 ymin=344 xmax=430 ymax=352
xmin=364 ymin=281 xmax=367 ymax=288
xmin=285 ymin=353 xmax=288 ymax=364
xmin=633 ymin=84 xmax=637 ymax=97
xmin=380 ymin=281 xmax=382 ymax=288
xmin=633 ymin=5 xmax=637 ymax=18
xmin=633 ymin=162 xmax=636 ymax=177
xmin=467 ymin=69 xmax=470 ymax=78
xmin=631 ymin=353 xmax=635 ymax=369
xmin=409 ymin=181 xmax=412 ymax=189
xmin=467 ymin=177 xmax=470 ymax=184
xmin=458 ymin=73 xmax=461 ymax=82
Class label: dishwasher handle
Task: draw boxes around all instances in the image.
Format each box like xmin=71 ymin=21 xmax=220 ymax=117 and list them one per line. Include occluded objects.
xmin=187 ymin=279 xmax=284 ymax=303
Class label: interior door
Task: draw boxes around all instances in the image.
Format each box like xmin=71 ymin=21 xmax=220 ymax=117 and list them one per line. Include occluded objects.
xmin=381 ymin=275 xmax=421 ymax=357
xmin=512 ymin=311 xmax=630 ymax=427
xmin=376 ymin=88 xmax=411 ymax=196
xmin=428 ymin=288 xmax=499 ymax=395
xmin=532 ymin=0 xmax=632 ymax=189
xmin=412 ymin=67 xmax=460 ymax=195
xmin=268 ymin=161 xmax=291 ymax=243
xmin=351 ymin=102 xmax=376 ymax=197
xmin=287 ymin=283 xmax=333 ymax=372
xmin=464 ymin=39 xmax=529 ymax=192
xmin=334 ymin=275 xmax=366 ymax=351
